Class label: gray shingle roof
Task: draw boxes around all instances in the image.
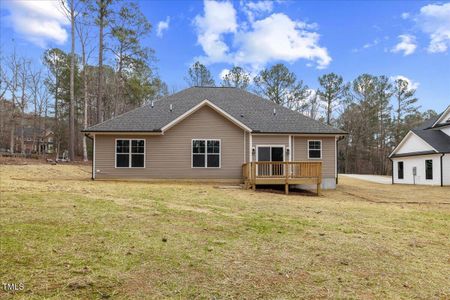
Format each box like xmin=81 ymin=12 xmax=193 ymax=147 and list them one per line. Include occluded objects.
xmin=406 ymin=111 xmax=450 ymax=153
xmin=412 ymin=128 xmax=450 ymax=153
xmin=84 ymin=87 xmax=346 ymax=134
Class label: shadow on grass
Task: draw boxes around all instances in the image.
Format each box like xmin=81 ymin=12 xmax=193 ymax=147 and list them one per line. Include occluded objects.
xmin=255 ymin=185 xmax=318 ymax=196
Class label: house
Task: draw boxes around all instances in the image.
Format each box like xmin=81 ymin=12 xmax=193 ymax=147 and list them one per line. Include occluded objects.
xmin=15 ymin=127 xmax=55 ymax=154
xmin=389 ymin=105 xmax=450 ymax=186
xmin=83 ymin=87 xmax=346 ymax=191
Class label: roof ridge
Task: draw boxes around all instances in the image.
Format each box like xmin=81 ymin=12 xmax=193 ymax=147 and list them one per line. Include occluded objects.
xmin=85 ymin=87 xmax=346 ymax=134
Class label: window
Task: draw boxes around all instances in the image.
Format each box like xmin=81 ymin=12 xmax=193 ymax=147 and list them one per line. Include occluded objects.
xmin=116 ymin=139 xmax=145 ymax=168
xmin=425 ymin=159 xmax=433 ymax=180
xmin=192 ymin=139 xmax=220 ymax=168
xmin=308 ymin=140 xmax=322 ymax=159
xmin=398 ymin=161 xmax=404 ymax=179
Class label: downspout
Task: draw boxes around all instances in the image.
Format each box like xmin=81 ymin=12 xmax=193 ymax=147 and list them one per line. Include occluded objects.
xmin=336 ymin=137 xmax=338 ymax=184
xmin=92 ymin=134 xmax=96 ymax=180
xmin=441 ymin=153 xmax=445 ymax=187
xmin=336 ymin=136 xmax=345 ymax=185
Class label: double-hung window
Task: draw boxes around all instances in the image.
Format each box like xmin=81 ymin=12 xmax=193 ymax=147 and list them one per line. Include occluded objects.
xmin=425 ymin=159 xmax=433 ymax=180
xmin=192 ymin=139 xmax=220 ymax=168
xmin=308 ymin=140 xmax=322 ymax=159
xmin=116 ymin=139 xmax=145 ymax=168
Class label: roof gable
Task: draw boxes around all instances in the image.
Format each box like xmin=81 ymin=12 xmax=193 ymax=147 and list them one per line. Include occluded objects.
xmin=390 ymin=131 xmax=437 ymax=157
xmin=431 ymin=105 xmax=450 ymax=128
xmin=161 ymin=99 xmax=252 ymax=132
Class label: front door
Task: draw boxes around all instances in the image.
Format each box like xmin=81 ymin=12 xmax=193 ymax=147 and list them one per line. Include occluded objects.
xmin=257 ymin=146 xmax=284 ymax=176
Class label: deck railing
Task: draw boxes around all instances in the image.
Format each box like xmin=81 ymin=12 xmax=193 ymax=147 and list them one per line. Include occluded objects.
xmin=242 ymin=161 xmax=322 ymax=195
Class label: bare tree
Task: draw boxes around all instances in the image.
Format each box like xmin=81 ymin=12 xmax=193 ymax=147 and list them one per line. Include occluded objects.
xmin=76 ymin=4 xmax=95 ymax=162
xmin=59 ymin=0 xmax=80 ymax=161
xmin=4 ymin=50 xmax=25 ymax=153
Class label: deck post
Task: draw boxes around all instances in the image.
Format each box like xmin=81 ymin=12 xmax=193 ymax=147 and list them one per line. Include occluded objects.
xmin=285 ymin=162 xmax=289 ymax=195
xmin=252 ymin=162 xmax=256 ymax=190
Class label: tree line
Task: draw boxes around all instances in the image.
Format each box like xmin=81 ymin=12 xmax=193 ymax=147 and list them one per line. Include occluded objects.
xmin=185 ymin=61 xmax=436 ymax=175
xmin=1 ymin=0 xmax=167 ymax=161
xmin=0 ymin=0 xmax=436 ymax=175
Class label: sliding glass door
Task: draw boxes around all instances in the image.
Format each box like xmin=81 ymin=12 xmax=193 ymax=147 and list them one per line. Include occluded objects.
xmin=256 ymin=146 xmax=284 ymax=176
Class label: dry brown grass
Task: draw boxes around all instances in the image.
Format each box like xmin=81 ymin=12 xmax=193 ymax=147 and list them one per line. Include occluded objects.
xmin=0 ymin=164 xmax=449 ymax=299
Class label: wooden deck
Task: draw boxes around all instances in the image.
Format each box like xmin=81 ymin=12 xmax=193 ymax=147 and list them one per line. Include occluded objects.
xmin=242 ymin=161 xmax=322 ymax=195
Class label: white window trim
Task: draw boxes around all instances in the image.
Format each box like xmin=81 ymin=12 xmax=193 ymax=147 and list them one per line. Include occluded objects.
xmin=115 ymin=138 xmax=146 ymax=168
xmin=191 ymin=138 xmax=221 ymax=169
xmin=307 ymin=140 xmax=322 ymax=159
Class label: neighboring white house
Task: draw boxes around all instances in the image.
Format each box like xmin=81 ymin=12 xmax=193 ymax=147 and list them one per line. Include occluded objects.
xmin=389 ymin=105 xmax=450 ymax=186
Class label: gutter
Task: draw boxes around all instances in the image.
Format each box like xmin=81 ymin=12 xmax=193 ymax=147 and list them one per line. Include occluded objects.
xmin=441 ymin=153 xmax=445 ymax=187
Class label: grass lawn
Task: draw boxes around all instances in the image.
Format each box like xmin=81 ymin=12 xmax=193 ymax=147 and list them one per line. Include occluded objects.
xmin=1 ymin=164 xmax=449 ymax=299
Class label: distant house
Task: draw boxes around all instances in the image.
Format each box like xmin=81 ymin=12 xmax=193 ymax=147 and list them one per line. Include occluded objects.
xmin=83 ymin=87 xmax=346 ymax=191
xmin=389 ymin=105 xmax=450 ymax=186
xmin=15 ymin=127 xmax=54 ymax=154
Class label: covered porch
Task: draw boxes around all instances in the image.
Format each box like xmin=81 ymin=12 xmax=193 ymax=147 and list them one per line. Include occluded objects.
xmin=242 ymin=161 xmax=322 ymax=195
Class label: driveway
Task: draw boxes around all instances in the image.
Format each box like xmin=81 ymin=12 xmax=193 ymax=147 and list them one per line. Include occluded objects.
xmin=340 ymin=174 xmax=392 ymax=184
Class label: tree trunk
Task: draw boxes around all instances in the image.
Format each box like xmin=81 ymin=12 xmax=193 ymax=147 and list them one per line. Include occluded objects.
xmin=82 ymin=43 xmax=88 ymax=162
xmin=97 ymin=0 xmax=105 ymax=124
xmin=9 ymin=125 xmax=15 ymax=153
xmin=69 ymin=0 xmax=76 ymax=161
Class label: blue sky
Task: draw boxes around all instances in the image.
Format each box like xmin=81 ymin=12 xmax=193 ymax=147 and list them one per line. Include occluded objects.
xmin=1 ymin=0 xmax=449 ymax=112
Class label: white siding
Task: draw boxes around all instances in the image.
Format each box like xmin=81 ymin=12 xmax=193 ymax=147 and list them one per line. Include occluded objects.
xmin=392 ymin=154 xmax=442 ymax=185
xmin=440 ymin=127 xmax=450 ymax=136
xmin=436 ymin=109 xmax=450 ymax=126
xmin=444 ymin=154 xmax=450 ymax=186
xmin=395 ymin=132 xmax=434 ymax=154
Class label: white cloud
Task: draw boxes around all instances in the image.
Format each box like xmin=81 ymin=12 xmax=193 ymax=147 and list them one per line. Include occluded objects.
xmin=391 ymin=34 xmax=417 ymax=56
xmin=194 ymin=0 xmax=237 ymax=62
xmin=194 ymin=1 xmax=331 ymax=70
xmin=157 ymin=17 xmax=170 ymax=38
xmin=219 ymin=68 xmax=230 ymax=80
xmin=363 ymin=38 xmax=379 ymax=49
xmin=234 ymin=13 xmax=331 ymax=69
xmin=401 ymin=12 xmax=410 ymax=20
xmin=391 ymin=75 xmax=419 ymax=90
xmin=417 ymin=3 xmax=450 ymax=53
xmin=2 ymin=0 xmax=69 ymax=47
xmin=242 ymin=1 xmax=273 ymax=22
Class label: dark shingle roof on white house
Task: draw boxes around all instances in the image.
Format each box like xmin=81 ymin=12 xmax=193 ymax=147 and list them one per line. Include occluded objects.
xmin=410 ymin=112 xmax=450 ymax=153
xmin=390 ymin=107 xmax=450 ymax=158
xmin=84 ymin=87 xmax=346 ymax=134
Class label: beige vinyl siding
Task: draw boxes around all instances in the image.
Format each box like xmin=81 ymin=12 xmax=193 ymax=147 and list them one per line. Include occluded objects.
xmin=251 ymin=135 xmax=289 ymax=161
xmin=293 ymin=136 xmax=336 ymax=178
xmin=94 ymin=106 xmax=245 ymax=180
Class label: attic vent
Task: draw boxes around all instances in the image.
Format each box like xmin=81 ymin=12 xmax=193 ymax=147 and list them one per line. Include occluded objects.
xmin=273 ymin=108 xmax=277 ymax=115
xmin=170 ymin=104 xmax=173 ymax=112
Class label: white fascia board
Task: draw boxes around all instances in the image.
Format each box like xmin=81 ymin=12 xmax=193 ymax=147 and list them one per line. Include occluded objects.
xmin=432 ymin=105 xmax=450 ymax=127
